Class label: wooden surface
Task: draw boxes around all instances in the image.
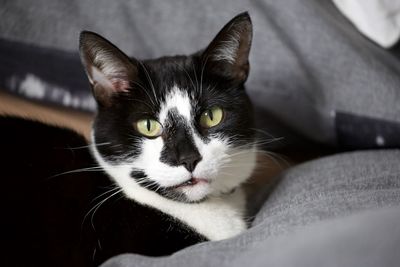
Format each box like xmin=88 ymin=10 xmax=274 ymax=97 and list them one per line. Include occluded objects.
xmin=0 ymin=91 xmax=93 ymax=139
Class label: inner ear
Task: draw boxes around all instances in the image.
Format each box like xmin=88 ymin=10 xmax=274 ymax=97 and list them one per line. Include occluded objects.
xmin=79 ymin=31 xmax=138 ymax=107
xmin=202 ymin=12 xmax=253 ymax=84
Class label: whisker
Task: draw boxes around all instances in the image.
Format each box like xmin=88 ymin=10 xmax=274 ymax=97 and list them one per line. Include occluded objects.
xmin=123 ymin=96 xmax=156 ymax=113
xmin=129 ymin=79 xmax=157 ymax=108
xmin=139 ymin=62 xmax=159 ymax=104
xmin=57 ymin=142 xmax=111 ymax=150
xmin=262 ymin=151 xmax=291 ymax=168
xmin=174 ymin=61 xmax=198 ymax=94
xmin=82 ymin=188 xmax=124 ymax=231
xmin=250 ymin=128 xmax=278 ymax=139
xmin=200 ymin=55 xmax=211 ymax=99
xmin=191 ymin=61 xmax=200 ymax=96
xmin=48 ymin=166 xmax=105 ymax=179
xmin=90 ymin=186 xmax=120 ymax=204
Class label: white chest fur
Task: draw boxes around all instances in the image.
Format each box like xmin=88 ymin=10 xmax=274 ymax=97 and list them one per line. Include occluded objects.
xmin=91 ymin=144 xmax=247 ymax=241
xmin=122 ymin=182 xmax=247 ymax=241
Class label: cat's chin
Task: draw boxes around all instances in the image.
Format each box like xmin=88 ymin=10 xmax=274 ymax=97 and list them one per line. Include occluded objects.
xmin=172 ymin=178 xmax=212 ymax=203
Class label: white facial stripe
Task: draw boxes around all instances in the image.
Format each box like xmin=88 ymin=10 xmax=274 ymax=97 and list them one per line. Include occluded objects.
xmin=158 ymin=86 xmax=192 ymax=124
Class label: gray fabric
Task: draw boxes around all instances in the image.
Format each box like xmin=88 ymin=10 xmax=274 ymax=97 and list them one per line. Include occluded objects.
xmin=100 ymin=149 xmax=400 ymax=267
xmin=103 ymin=207 xmax=400 ymax=267
xmin=1 ymin=0 xmax=400 ymax=145
xmin=253 ymin=149 xmax=400 ymax=234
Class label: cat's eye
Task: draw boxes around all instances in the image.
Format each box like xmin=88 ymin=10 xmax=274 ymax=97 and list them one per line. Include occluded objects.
xmin=136 ymin=119 xmax=163 ymax=138
xmin=199 ymin=106 xmax=224 ymax=128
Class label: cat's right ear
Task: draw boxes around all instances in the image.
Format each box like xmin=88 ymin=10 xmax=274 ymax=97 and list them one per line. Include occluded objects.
xmin=201 ymin=12 xmax=252 ymax=85
xmin=79 ymin=31 xmax=138 ymax=107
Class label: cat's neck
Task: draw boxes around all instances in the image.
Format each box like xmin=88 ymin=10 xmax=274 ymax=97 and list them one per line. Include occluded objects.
xmin=91 ymin=141 xmax=247 ymax=241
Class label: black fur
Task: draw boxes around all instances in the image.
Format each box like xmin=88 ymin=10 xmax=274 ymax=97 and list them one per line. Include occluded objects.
xmin=0 ymin=117 xmax=205 ymax=267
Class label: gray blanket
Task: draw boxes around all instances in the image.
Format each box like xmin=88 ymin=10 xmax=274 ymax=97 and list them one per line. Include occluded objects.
xmin=101 ymin=149 xmax=400 ymax=267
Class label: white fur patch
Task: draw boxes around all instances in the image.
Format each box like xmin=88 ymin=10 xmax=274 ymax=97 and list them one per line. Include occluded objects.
xmin=158 ymin=86 xmax=192 ymax=124
xmin=91 ymin=138 xmax=247 ymax=240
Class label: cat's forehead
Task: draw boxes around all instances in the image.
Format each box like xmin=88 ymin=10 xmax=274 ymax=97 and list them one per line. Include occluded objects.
xmin=144 ymin=57 xmax=200 ymax=90
xmin=158 ymin=85 xmax=193 ymax=124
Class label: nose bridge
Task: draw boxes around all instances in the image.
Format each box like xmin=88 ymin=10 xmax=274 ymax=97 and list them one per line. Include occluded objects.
xmin=175 ymin=126 xmax=199 ymax=157
xmin=160 ymin=110 xmax=202 ymax=172
xmin=174 ymin=127 xmax=202 ymax=172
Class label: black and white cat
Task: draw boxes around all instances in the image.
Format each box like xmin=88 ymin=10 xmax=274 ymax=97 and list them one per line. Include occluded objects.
xmin=0 ymin=12 xmax=256 ymax=267
xmin=80 ymin=11 xmax=256 ymax=242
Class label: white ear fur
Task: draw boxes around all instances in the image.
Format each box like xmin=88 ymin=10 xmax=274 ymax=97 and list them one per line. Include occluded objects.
xmin=89 ymin=66 xmax=117 ymax=92
xmin=211 ymin=30 xmax=241 ymax=64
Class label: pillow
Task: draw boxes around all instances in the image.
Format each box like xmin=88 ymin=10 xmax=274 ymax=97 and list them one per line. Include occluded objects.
xmin=0 ymin=38 xmax=95 ymax=111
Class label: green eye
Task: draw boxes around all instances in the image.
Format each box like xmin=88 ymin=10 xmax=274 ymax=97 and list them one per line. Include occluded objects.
xmin=136 ymin=119 xmax=162 ymax=137
xmin=200 ymin=106 xmax=224 ymax=128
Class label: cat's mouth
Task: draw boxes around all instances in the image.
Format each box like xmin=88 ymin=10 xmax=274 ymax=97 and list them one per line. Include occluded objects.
xmin=162 ymin=177 xmax=212 ymax=202
xmin=173 ymin=177 xmax=209 ymax=189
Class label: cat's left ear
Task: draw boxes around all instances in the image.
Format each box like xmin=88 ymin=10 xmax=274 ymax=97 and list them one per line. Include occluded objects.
xmin=79 ymin=31 xmax=138 ymax=107
xmin=202 ymin=12 xmax=253 ymax=84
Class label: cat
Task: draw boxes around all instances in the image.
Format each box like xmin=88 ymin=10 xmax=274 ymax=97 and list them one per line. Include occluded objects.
xmin=0 ymin=12 xmax=256 ymax=267
xmin=80 ymin=10 xmax=255 ymax=241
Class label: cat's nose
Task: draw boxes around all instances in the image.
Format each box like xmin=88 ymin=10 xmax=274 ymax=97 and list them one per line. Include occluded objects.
xmin=178 ymin=152 xmax=202 ymax=172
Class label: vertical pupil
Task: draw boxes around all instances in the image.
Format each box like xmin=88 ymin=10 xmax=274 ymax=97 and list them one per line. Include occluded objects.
xmin=146 ymin=119 xmax=151 ymax=131
xmin=208 ymin=110 xmax=214 ymax=120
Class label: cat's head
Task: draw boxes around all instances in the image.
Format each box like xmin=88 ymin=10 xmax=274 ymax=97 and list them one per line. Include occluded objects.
xmin=79 ymin=12 xmax=256 ymax=203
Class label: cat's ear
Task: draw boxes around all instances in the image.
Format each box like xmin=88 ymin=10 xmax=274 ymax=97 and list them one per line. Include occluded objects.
xmin=79 ymin=31 xmax=138 ymax=107
xmin=201 ymin=12 xmax=252 ymax=84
